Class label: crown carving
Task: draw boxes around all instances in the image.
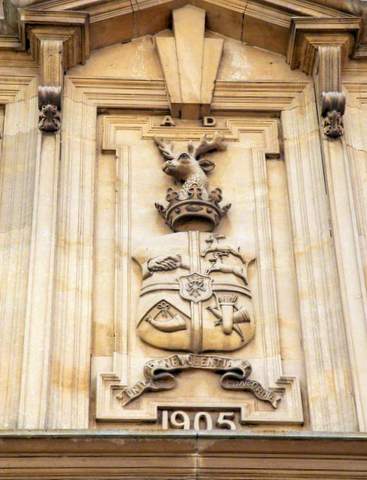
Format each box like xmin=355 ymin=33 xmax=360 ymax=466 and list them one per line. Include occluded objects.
xmin=154 ymin=133 xmax=231 ymax=232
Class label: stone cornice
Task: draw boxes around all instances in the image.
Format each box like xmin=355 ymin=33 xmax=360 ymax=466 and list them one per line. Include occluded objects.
xmin=0 ymin=432 xmax=367 ymax=479
xmin=0 ymin=0 xmax=364 ymax=61
xmin=18 ymin=8 xmax=90 ymax=66
xmin=287 ymin=15 xmax=362 ymax=70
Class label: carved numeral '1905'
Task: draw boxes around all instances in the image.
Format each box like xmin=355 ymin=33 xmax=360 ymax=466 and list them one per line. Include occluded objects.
xmin=162 ymin=411 xmax=236 ymax=430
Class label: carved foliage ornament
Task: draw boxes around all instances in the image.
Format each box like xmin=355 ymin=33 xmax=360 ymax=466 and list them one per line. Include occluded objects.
xmin=321 ymin=91 xmax=346 ymax=139
xmin=38 ymin=85 xmax=62 ymax=133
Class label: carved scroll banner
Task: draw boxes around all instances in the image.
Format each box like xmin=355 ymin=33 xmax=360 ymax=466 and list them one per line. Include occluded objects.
xmin=116 ymin=353 xmax=282 ymax=408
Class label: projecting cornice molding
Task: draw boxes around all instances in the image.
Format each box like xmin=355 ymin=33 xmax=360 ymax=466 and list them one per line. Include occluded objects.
xmin=1 ymin=0 xmax=365 ymax=58
xmin=19 ymin=9 xmax=90 ymax=67
xmin=287 ymin=16 xmax=361 ymax=72
xmin=17 ymin=9 xmax=90 ymax=132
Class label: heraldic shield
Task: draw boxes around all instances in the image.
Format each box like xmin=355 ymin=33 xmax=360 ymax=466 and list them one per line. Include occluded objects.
xmin=133 ymin=231 xmax=255 ymax=353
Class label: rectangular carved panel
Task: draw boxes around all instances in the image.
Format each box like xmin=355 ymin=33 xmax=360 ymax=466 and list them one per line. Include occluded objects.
xmin=94 ymin=114 xmax=303 ymax=430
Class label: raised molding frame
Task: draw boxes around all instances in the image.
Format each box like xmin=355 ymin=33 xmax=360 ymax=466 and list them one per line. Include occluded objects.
xmin=95 ymin=114 xmax=302 ymax=425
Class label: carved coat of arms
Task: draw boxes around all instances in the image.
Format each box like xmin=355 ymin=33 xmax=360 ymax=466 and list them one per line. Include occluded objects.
xmin=116 ymin=134 xmax=282 ymax=410
xmin=134 ymin=232 xmax=255 ymax=353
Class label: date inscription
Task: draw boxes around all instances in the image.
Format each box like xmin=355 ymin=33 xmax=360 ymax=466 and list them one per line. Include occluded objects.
xmin=161 ymin=410 xmax=238 ymax=431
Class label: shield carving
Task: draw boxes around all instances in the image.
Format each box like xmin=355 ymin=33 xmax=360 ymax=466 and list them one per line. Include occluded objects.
xmin=133 ymin=231 xmax=255 ymax=353
xmin=178 ymin=273 xmax=213 ymax=303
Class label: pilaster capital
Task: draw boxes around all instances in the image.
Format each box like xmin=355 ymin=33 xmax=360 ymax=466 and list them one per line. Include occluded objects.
xmin=19 ymin=9 xmax=90 ymax=70
xmin=18 ymin=10 xmax=90 ymax=133
xmin=287 ymin=17 xmax=361 ymax=139
xmin=287 ymin=16 xmax=361 ymax=73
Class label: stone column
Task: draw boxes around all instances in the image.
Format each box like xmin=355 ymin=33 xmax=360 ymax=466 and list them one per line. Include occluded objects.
xmin=315 ymin=44 xmax=367 ymax=432
xmin=18 ymin=32 xmax=63 ymax=429
xmin=0 ymin=79 xmax=38 ymax=430
xmin=287 ymin=21 xmax=365 ymax=430
xmin=282 ymin=84 xmax=357 ymax=431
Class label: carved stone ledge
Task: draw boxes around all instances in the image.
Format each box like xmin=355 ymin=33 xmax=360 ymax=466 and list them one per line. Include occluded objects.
xmin=38 ymin=85 xmax=61 ymax=133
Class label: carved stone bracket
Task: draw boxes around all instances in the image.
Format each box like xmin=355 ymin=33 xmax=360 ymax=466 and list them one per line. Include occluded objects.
xmin=321 ymin=91 xmax=346 ymax=139
xmin=19 ymin=9 xmax=90 ymax=66
xmin=29 ymin=30 xmax=65 ymax=133
xmin=317 ymin=45 xmax=346 ymax=139
xmin=38 ymin=85 xmax=61 ymax=133
xmin=22 ymin=14 xmax=90 ymax=133
xmin=287 ymin=17 xmax=360 ymax=139
xmin=33 ymin=34 xmax=63 ymax=133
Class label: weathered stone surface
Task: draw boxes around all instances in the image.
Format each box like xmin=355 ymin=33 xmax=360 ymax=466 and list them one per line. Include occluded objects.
xmin=1 ymin=3 xmax=367 ymax=472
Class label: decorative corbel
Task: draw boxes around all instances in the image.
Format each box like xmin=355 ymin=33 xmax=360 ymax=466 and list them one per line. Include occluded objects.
xmin=318 ymin=45 xmax=345 ymax=139
xmin=38 ymin=85 xmax=62 ymax=133
xmin=29 ymin=32 xmax=64 ymax=133
xmin=287 ymin=17 xmax=361 ymax=139
xmin=20 ymin=10 xmax=90 ymax=133
xmin=316 ymin=43 xmax=346 ymax=139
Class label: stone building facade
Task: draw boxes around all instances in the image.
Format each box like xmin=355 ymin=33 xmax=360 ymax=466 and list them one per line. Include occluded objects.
xmin=1 ymin=0 xmax=367 ymax=478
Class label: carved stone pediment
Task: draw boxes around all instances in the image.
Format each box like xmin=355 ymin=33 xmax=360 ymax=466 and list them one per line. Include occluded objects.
xmin=1 ymin=0 xmax=364 ymax=61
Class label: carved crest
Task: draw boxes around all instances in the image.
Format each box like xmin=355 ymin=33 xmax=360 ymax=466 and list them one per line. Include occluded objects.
xmin=134 ymin=232 xmax=255 ymax=353
xmin=119 ymin=232 xmax=282 ymax=410
xmin=113 ymin=134 xmax=284 ymax=412
xmin=178 ymin=273 xmax=213 ymax=303
xmin=154 ymin=134 xmax=231 ymax=232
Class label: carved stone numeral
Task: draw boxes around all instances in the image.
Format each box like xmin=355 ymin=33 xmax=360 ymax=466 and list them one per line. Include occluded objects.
xmin=161 ymin=410 xmax=237 ymax=431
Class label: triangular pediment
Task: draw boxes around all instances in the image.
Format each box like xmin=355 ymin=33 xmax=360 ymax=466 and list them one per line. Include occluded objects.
xmin=19 ymin=0 xmax=357 ymax=17
xmin=2 ymin=0 xmax=363 ymax=60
